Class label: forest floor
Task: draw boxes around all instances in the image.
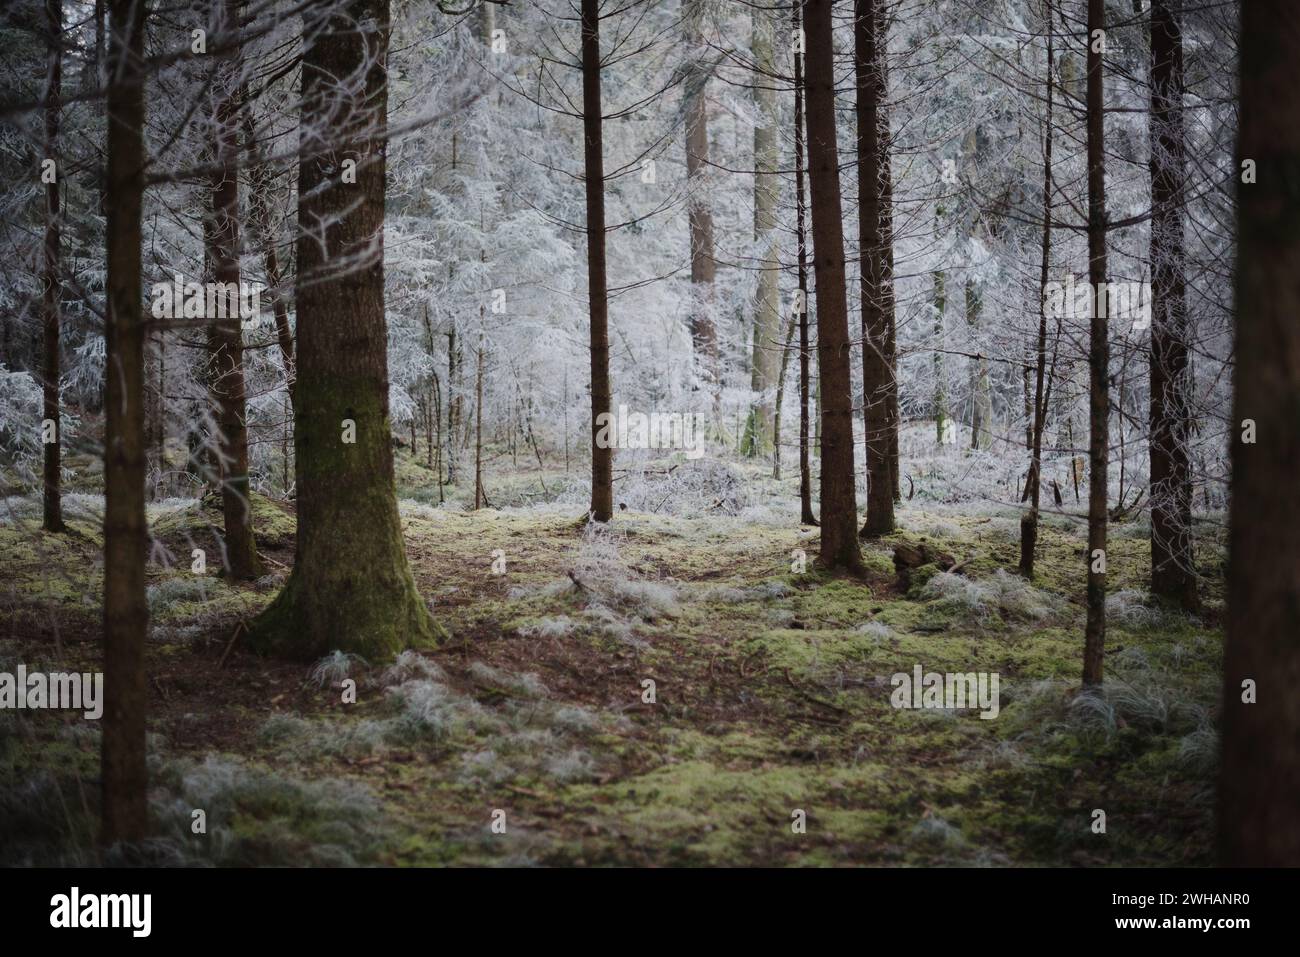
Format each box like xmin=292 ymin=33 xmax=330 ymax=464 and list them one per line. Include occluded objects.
xmin=0 ymin=448 xmax=1225 ymax=866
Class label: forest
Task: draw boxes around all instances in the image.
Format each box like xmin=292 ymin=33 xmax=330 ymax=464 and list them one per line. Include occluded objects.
xmin=0 ymin=0 xmax=1296 ymax=870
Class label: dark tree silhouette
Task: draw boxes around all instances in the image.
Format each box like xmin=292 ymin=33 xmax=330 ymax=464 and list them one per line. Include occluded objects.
xmin=101 ymin=0 xmax=149 ymax=847
xmin=1219 ymin=0 xmax=1300 ymax=867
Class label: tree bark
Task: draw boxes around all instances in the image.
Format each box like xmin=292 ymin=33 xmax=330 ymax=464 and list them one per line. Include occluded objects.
xmin=932 ymin=268 xmax=947 ymax=444
xmin=582 ymin=0 xmax=613 ymax=522
xmin=101 ymin=0 xmax=149 ymax=847
xmin=966 ymin=278 xmax=992 ymax=450
xmin=1020 ymin=0 xmax=1054 ymax=579
xmin=242 ymin=100 xmax=296 ymax=409
xmin=803 ymin=0 xmax=861 ymax=572
xmin=1082 ymin=0 xmax=1109 ymax=687
xmin=249 ymin=0 xmax=436 ymax=660
xmin=42 ymin=0 xmax=65 ymax=534
xmin=793 ymin=0 xmax=817 ymax=527
xmin=880 ymin=67 xmax=900 ymax=503
xmin=1219 ymin=0 xmax=1300 ymax=867
xmin=207 ymin=0 xmax=264 ymax=580
xmin=745 ymin=5 xmax=780 ymax=456
xmin=684 ymin=0 xmax=718 ymax=389
xmin=1148 ymin=0 xmax=1198 ymax=610
xmin=855 ymin=0 xmax=894 ymax=538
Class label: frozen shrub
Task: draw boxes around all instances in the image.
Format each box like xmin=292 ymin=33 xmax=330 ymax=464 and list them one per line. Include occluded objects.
xmin=755 ymin=580 xmax=792 ymax=599
xmin=1178 ymin=727 xmax=1219 ymax=775
xmin=146 ymin=577 xmax=213 ymax=614
xmin=921 ymin=572 xmax=994 ymax=619
xmin=380 ymin=650 xmax=445 ymax=686
xmin=518 ymin=615 xmax=577 ymax=638
xmin=309 ymin=650 xmax=366 ymax=688
xmin=1106 ymin=590 xmax=1164 ymax=629
xmin=700 ymin=585 xmax=750 ymax=604
xmin=855 ymin=620 xmax=893 ymax=643
xmin=458 ymin=749 xmax=513 ymax=785
xmin=911 ymin=815 xmax=965 ymax=848
xmin=544 ymin=748 xmax=595 ymax=782
xmin=552 ymin=705 xmax=599 ymax=734
xmin=468 ymin=661 xmax=549 ymax=699
xmin=921 ymin=570 xmax=1060 ymax=623
xmin=609 ymin=579 xmax=680 ymax=620
xmin=386 ymin=678 xmax=490 ymax=741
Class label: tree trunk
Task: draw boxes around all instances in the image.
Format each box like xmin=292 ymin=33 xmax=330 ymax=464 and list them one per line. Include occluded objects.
xmin=1082 ymin=0 xmax=1109 ymax=687
xmin=1020 ymin=1 xmax=1054 ymax=579
xmin=684 ymin=0 xmax=718 ymax=387
xmin=446 ymin=323 xmax=460 ymax=483
xmin=473 ymin=320 xmax=485 ymax=509
xmin=966 ymin=279 xmax=993 ymax=450
xmin=745 ymin=5 xmax=780 ymax=456
xmin=933 ymin=269 xmax=947 ymax=444
xmin=880 ymin=72 xmax=900 ymax=503
xmin=856 ymin=0 xmax=894 ymax=538
xmin=793 ymin=1 xmax=817 ymax=527
xmin=1218 ymin=0 xmax=1300 ymax=867
xmin=582 ymin=0 xmax=613 ymax=522
xmin=207 ymin=0 xmax=264 ymax=580
xmin=101 ymin=0 xmax=149 ymax=847
xmin=1148 ymin=0 xmax=1198 ymax=610
xmin=242 ymin=100 xmax=295 ymax=409
xmin=41 ymin=0 xmax=65 ymax=534
xmin=803 ymin=0 xmax=861 ymax=572
xmin=249 ymin=0 xmax=436 ymax=661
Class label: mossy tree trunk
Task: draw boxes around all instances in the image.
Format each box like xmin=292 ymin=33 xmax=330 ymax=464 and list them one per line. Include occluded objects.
xmin=249 ymin=0 xmax=436 ymax=661
xmin=804 ymin=0 xmax=861 ymax=572
xmin=1219 ymin=0 xmax=1300 ymax=866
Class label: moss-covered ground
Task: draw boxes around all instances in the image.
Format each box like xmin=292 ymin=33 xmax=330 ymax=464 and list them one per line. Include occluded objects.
xmin=0 ymin=451 xmax=1226 ymax=866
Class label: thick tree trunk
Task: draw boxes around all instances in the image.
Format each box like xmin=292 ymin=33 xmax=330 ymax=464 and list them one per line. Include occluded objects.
xmin=793 ymin=1 xmax=817 ymax=527
xmin=1147 ymin=0 xmax=1198 ymax=610
xmin=207 ymin=0 xmax=264 ymax=580
xmin=745 ymin=6 xmax=779 ymax=456
xmin=249 ymin=0 xmax=436 ymax=661
xmin=1082 ymin=0 xmax=1109 ymax=687
xmin=684 ymin=0 xmax=718 ymax=386
xmin=101 ymin=0 xmax=149 ymax=847
xmin=1219 ymin=0 xmax=1300 ymax=867
xmin=856 ymin=0 xmax=894 ymax=538
xmin=42 ymin=0 xmax=65 ymax=534
xmin=803 ymin=0 xmax=861 ymax=572
xmin=582 ymin=0 xmax=613 ymax=522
